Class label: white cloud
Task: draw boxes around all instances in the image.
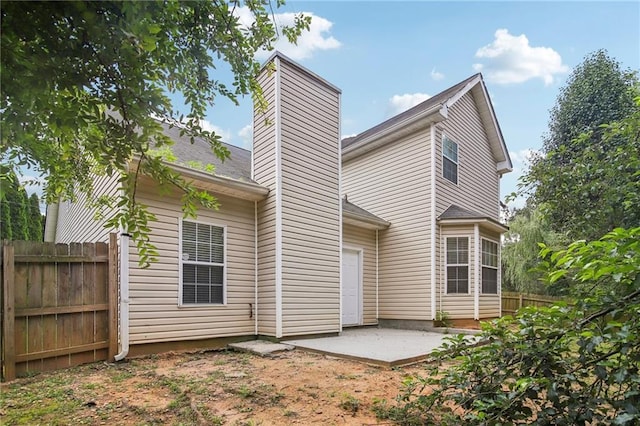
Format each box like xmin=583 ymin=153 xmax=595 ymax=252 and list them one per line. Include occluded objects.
xmin=430 ymin=68 xmax=445 ymax=81
xmin=236 ymin=8 xmax=340 ymax=60
xmin=199 ymin=119 xmax=233 ymax=142
xmin=387 ymin=93 xmax=431 ymax=116
xmin=509 ymin=148 xmax=540 ymax=168
xmin=473 ymin=29 xmax=568 ymax=85
xmin=238 ymin=124 xmax=253 ymax=150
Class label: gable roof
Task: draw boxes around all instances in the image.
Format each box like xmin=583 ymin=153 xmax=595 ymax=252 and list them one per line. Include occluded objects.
xmin=437 ymin=204 xmax=508 ymax=233
xmin=341 ymin=74 xmax=512 ymax=175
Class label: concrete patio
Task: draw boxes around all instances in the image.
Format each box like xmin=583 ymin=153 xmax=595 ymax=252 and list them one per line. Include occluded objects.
xmin=284 ymin=327 xmax=479 ymax=367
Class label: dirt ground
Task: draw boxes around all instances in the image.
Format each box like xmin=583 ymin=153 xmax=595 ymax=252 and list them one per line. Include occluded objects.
xmin=1 ymin=348 xmax=428 ymax=425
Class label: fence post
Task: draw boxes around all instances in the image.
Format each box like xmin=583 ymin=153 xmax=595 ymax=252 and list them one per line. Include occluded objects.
xmin=518 ymin=293 xmax=523 ymax=310
xmin=108 ymin=233 xmax=118 ymax=362
xmin=3 ymin=244 xmax=16 ymax=381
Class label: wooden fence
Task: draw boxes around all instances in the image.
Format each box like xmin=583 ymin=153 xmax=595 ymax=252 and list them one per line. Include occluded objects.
xmin=501 ymin=291 xmax=567 ymax=315
xmin=1 ymin=234 xmax=118 ymax=381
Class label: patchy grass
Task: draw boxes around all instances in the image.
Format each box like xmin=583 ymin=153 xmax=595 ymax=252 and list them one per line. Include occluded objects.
xmin=1 ymin=350 xmax=425 ymax=425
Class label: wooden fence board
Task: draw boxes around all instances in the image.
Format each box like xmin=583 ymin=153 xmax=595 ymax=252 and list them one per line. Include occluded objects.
xmin=501 ymin=291 xmax=567 ymax=315
xmin=2 ymin=235 xmax=118 ymax=381
xmin=3 ymin=245 xmax=16 ymax=380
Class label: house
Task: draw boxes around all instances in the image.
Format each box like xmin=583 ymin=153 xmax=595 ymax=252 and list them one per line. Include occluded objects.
xmin=45 ymin=52 xmax=512 ymax=357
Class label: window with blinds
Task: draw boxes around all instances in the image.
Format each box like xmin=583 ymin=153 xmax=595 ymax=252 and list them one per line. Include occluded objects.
xmin=481 ymin=238 xmax=499 ymax=294
xmin=443 ymin=136 xmax=459 ymax=184
xmin=181 ymin=220 xmax=225 ymax=305
xmin=446 ymin=236 xmax=469 ymax=294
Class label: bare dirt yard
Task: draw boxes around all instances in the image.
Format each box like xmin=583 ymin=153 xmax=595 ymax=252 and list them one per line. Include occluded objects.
xmin=1 ymin=348 xmax=427 ymax=425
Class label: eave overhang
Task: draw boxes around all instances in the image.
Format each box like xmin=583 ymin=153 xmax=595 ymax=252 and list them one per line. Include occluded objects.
xmin=437 ymin=217 xmax=509 ymax=234
xmin=342 ymin=210 xmax=391 ymax=230
xmin=129 ymin=159 xmax=270 ymax=202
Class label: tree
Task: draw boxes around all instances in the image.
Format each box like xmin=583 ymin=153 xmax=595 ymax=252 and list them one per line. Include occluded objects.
xmin=378 ymin=227 xmax=640 ymax=425
xmin=542 ymin=49 xmax=637 ymax=159
xmin=1 ymin=1 xmax=309 ymax=265
xmin=27 ymin=193 xmax=43 ymax=241
xmin=501 ymin=205 xmax=566 ymax=294
xmin=525 ymin=90 xmax=640 ymax=241
xmin=522 ymin=51 xmax=639 ymax=240
xmin=0 ymin=166 xmax=29 ymax=241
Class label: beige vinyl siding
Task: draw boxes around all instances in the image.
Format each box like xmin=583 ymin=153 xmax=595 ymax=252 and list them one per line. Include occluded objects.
xmin=436 ymin=92 xmax=501 ymax=220
xmin=279 ymin=59 xmax=341 ymax=336
xmin=127 ymin=182 xmax=256 ymax=344
xmin=342 ymin=224 xmax=378 ymax=325
xmin=55 ymin=173 xmax=119 ymax=243
xmin=342 ymin=129 xmax=432 ymax=320
xmin=253 ymin=68 xmax=277 ymax=336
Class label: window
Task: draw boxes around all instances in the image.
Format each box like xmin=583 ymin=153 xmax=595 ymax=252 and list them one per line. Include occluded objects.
xmin=443 ymin=136 xmax=459 ymax=184
xmin=481 ymin=239 xmax=499 ymax=294
xmin=446 ymin=237 xmax=469 ymax=293
xmin=181 ymin=220 xmax=225 ymax=305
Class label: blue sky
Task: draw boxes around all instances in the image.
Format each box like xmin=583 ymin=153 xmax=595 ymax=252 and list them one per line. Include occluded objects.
xmin=200 ymin=0 xmax=639 ymax=208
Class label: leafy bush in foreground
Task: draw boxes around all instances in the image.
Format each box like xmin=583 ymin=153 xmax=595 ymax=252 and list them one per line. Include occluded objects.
xmin=387 ymin=227 xmax=640 ymax=425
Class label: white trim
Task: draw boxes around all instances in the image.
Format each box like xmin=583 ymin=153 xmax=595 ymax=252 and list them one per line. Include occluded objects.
xmin=274 ymin=56 xmax=283 ymax=338
xmin=375 ymin=229 xmax=379 ymax=321
xmin=254 ymin=201 xmax=258 ymax=335
xmin=430 ymin=124 xmax=437 ymax=320
xmin=338 ymin=90 xmax=343 ymax=332
xmin=341 ymin=246 xmax=364 ymax=326
xmin=445 ymin=74 xmax=482 ymax=109
xmin=178 ymin=218 xmax=228 ymax=307
xmin=498 ymin=237 xmax=503 ymax=317
xmin=474 ymin=224 xmax=480 ymax=320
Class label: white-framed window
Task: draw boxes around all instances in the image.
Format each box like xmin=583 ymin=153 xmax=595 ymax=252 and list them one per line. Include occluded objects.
xmin=446 ymin=237 xmax=469 ymax=294
xmin=443 ymin=136 xmax=459 ymax=184
xmin=481 ymin=238 xmax=499 ymax=294
xmin=180 ymin=220 xmax=226 ymax=305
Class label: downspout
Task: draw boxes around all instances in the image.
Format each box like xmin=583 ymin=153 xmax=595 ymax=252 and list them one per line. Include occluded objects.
xmin=114 ymin=232 xmax=130 ymax=361
xmin=439 ymin=225 xmax=443 ymax=318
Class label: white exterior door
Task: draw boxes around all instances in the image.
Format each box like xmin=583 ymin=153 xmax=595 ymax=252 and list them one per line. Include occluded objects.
xmin=342 ymin=249 xmax=361 ymax=326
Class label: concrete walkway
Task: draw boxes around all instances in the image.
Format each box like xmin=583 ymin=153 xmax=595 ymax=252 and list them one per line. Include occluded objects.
xmin=285 ymin=328 xmax=473 ymax=367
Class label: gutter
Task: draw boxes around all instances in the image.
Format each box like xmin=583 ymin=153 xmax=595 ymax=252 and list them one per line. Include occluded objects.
xmin=114 ymin=232 xmax=130 ymax=361
xmin=342 ymin=104 xmax=447 ymax=161
xmin=342 ymin=211 xmax=390 ymax=230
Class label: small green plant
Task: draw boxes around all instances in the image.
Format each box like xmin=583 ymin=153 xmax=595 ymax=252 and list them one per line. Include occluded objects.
xmin=338 ymin=393 xmax=360 ymax=415
xmin=283 ymin=409 xmax=298 ymax=418
xmin=237 ymin=384 xmax=256 ymax=399
xmin=435 ymin=310 xmax=452 ymax=328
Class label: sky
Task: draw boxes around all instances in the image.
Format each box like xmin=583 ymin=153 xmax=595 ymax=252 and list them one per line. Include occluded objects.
xmin=197 ymin=0 xmax=640 ymax=209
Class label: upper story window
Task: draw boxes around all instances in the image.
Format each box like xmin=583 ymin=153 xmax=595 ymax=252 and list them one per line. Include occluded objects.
xmin=443 ymin=136 xmax=459 ymax=184
xmin=180 ymin=220 xmax=226 ymax=305
xmin=446 ymin=237 xmax=469 ymax=294
xmin=481 ymin=239 xmax=499 ymax=294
